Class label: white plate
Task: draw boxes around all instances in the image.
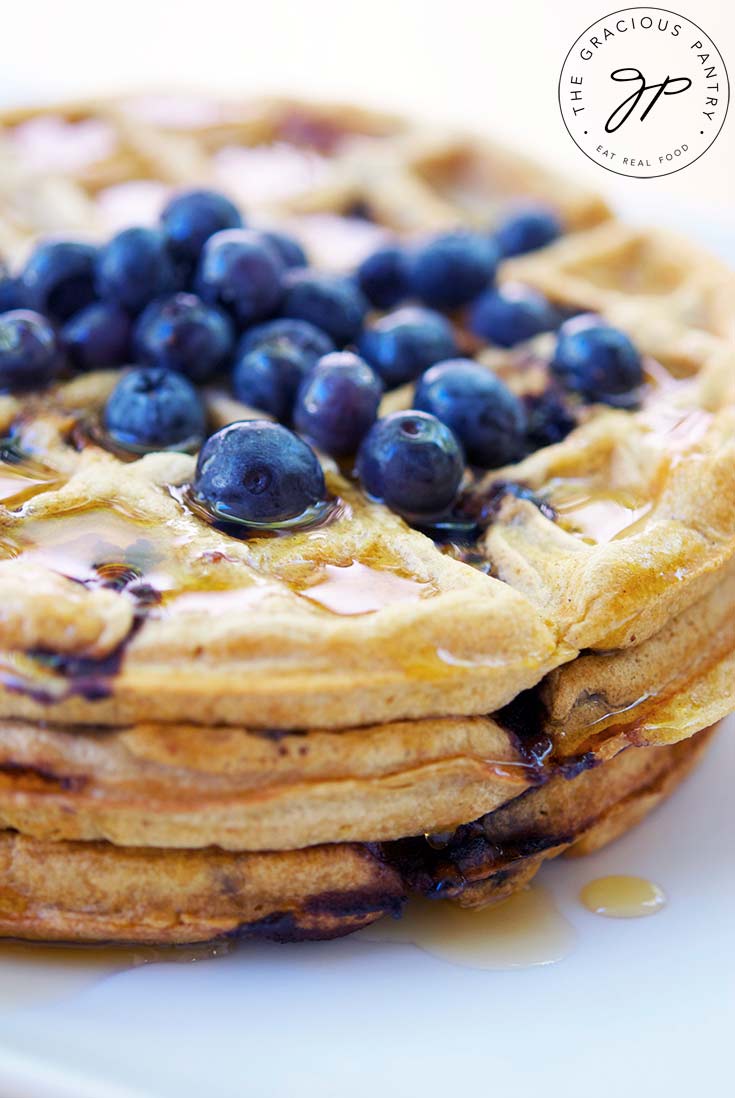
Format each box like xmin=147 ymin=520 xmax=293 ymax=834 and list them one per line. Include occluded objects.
xmin=0 ymin=212 xmax=733 ymax=1098
xmin=0 ymin=715 xmax=732 ymax=1098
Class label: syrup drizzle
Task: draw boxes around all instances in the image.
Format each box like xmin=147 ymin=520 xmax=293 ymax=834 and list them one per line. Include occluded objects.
xmin=300 ymin=561 xmax=432 ymax=615
xmin=358 ymin=885 xmax=577 ymax=970
xmin=580 ymin=875 xmax=666 ymax=919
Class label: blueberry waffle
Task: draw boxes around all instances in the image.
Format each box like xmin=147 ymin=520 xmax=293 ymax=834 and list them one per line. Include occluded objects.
xmin=0 ymin=94 xmax=733 ymax=944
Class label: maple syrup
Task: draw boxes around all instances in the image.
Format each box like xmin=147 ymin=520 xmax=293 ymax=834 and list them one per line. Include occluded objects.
xmin=300 ymin=561 xmax=433 ymax=615
xmin=0 ymin=939 xmax=231 ymax=1013
xmin=358 ymin=885 xmax=577 ymax=970
xmin=580 ymin=875 xmax=666 ymax=918
xmin=553 ymin=489 xmax=652 ymax=543
xmin=12 ymin=507 xmax=176 ymax=589
xmin=0 ymin=443 xmax=62 ymax=507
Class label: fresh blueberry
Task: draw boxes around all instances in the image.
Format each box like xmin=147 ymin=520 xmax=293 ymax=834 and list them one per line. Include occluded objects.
xmin=523 ymin=390 xmax=576 ymax=451
xmin=133 ymin=293 xmax=235 ymax=383
xmin=358 ymin=306 xmax=457 ymax=388
xmin=0 ymin=271 xmax=25 ymax=312
xmin=357 ymin=245 xmax=410 ymax=309
xmin=294 ymin=351 xmax=382 ymax=456
xmin=356 ymin=410 xmax=464 ymax=516
xmin=494 ymin=206 xmax=562 ymax=257
xmin=196 ymin=229 xmax=284 ymax=327
xmin=161 ymin=189 xmax=243 ymax=264
xmin=21 ymin=240 xmax=97 ymax=322
xmin=415 ymin=359 xmax=526 ymax=468
xmin=96 ymin=227 xmax=177 ymax=313
xmin=280 ymin=270 xmax=367 ymax=344
xmin=259 ymin=229 xmax=307 ymax=269
xmin=469 ymin=283 xmax=558 ymax=347
xmin=0 ymin=310 xmax=63 ymax=393
xmin=238 ymin=318 xmax=334 ymax=362
xmin=232 ymin=342 xmax=313 ymax=421
xmin=551 ymin=321 xmax=643 ymax=406
xmin=103 ymin=367 xmax=206 ymax=453
xmin=193 ymin=420 xmax=325 ymax=525
xmin=62 ymin=302 xmax=131 ymax=371
xmin=410 ymin=231 xmax=498 ymax=309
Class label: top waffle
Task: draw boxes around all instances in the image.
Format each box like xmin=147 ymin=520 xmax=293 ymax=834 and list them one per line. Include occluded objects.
xmin=1 ymin=94 xmax=734 ymax=733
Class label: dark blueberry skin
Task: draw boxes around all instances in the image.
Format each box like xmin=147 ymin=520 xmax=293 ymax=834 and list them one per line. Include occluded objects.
xmin=294 ymin=351 xmax=383 ymax=457
xmin=193 ymin=420 xmax=325 ymax=525
xmin=232 ymin=343 xmax=313 ymax=421
xmin=161 ymin=189 xmax=243 ymax=264
xmin=551 ymin=321 xmax=643 ymax=406
xmin=410 ymin=231 xmax=498 ymax=309
xmin=469 ymin=283 xmax=558 ymax=348
xmin=62 ymin=302 xmax=131 ymax=371
xmin=96 ymin=227 xmax=177 ymax=314
xmin=415 ymin=359 xmax=526 ymax=468
xmin=238 ymin=318 xmax=334 ymax=362
xmin=21 ymin=240 xmax=98 ymax=322
xmin=0 ymin=310 xmax=63 ymax=393
xmin=280 ymin=270 xmax=367 ymax=345
xmin=494 ymin=206 xmax=562 ymax=257
xmin=523 ymin=389 xmax=577 ymax=451
xmin=358 ymin=306 xmax=458 ymax=388
xmin=103 ymin=367 xmax=206 ymax=453
xmin=356 ymin=410 xmax=464 ymax=516
xmin=357 ymin=245 xmax=410 ymax=309
xmin=259 ymin=230 xmax=307 ymax=269
xmin=195 ymin=229 xmax=284 ymax=327
xmin=133 ymin=293 xmax=235 ymax=383
xmin=0 ymin=273 xmax=26 ymax=312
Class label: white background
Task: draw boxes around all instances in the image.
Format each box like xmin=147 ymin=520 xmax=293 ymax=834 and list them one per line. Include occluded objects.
xmin=1 ymin=0 xmax=732 ymax=213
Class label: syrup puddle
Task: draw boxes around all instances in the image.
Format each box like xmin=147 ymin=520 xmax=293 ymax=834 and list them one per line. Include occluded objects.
xmin=552 ymin=488 xmax=651 ymax=543
xmin=580 ymin=875 xmax=666 ymax=919
xmin=0 ymin=940 xmax=231 ymax=1014
xmin=300 ymin=561 xmax=432 ymax=615
xmin=358 ymin=886 xmax=577 ymax=970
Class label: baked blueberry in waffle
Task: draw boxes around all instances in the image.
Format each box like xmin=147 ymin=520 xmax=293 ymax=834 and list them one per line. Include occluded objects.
xmin=0 ymin=95 xmax=733 ymax=943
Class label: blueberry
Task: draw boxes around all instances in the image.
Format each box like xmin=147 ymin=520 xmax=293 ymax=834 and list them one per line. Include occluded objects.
xmin=21 ymin=240 xmax=97 ymax=322
xmin=238 ymin=318 xmax=334 ymax=362
xmin=0 ymin=272 xmax=25 ymax=312
xmin=415 ymin=359 xmax=526 ymax=468
xmin=133 ymin=293 xmax=234 ymax=383
xmin=259 ymin=229 xmax=307 ymax=269
xmin=96 ymin=227 xmax=177 ymax=313
xmin=0 ymin=310 xmax=63 ymax=393
xmin=294 ymin=351 xmax=382 ymax=456
xmin=551 ymin=321 xmax=643 ymax=406
xmin=280 ymin=270 xmax=367 ymax=344
xmin=193 ymin=420 xmax=325 ymax=525
xmin=196 ymin=229 xmax=284 ymax=327
xmin=232 ymin=343 xmax=312 ymax=421
xmin=356 ymin=411 xmax=464 ymax=516
xmin=161 ymin=189 xmax=243 ymax=264
xmin=469 ymin=283 xmax=558 ymax=348
xmin=357 ymin=245 xmax=410 ymax=309
xmin=523 ymin=390 xmax=576 ymax=451
xmin=103 ymin=367 xmax=206 ymax=453
xmin=494 ymin=206 xmax=562 ymax=257
xmin=62 ymin=302 xmax=131 ymax=371
xmin=410 ymin=231 xmax=498 ymax=309
xmin=358 ymin=306 xmax=457 ymax=388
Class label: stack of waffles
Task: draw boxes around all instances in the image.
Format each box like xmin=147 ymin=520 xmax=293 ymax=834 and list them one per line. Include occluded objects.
xmin=0 ymin=94 xmax=733 ymax=943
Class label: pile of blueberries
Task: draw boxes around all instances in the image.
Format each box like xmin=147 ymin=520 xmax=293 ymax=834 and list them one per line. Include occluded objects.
xmin=0 ymin=190 xmax=643 ymax=528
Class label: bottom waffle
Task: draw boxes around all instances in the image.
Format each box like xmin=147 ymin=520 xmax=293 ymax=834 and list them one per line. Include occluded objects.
xmin=0 ymin=725 xmax=714 ymax=944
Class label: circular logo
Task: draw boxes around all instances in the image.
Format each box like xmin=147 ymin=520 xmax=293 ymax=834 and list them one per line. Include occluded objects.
xmin=559 ymin=7 xmax=729 ymax=178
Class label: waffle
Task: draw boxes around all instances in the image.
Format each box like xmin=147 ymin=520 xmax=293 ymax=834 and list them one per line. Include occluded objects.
xmin=0 ymin=93 xmax=733 ymax=944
